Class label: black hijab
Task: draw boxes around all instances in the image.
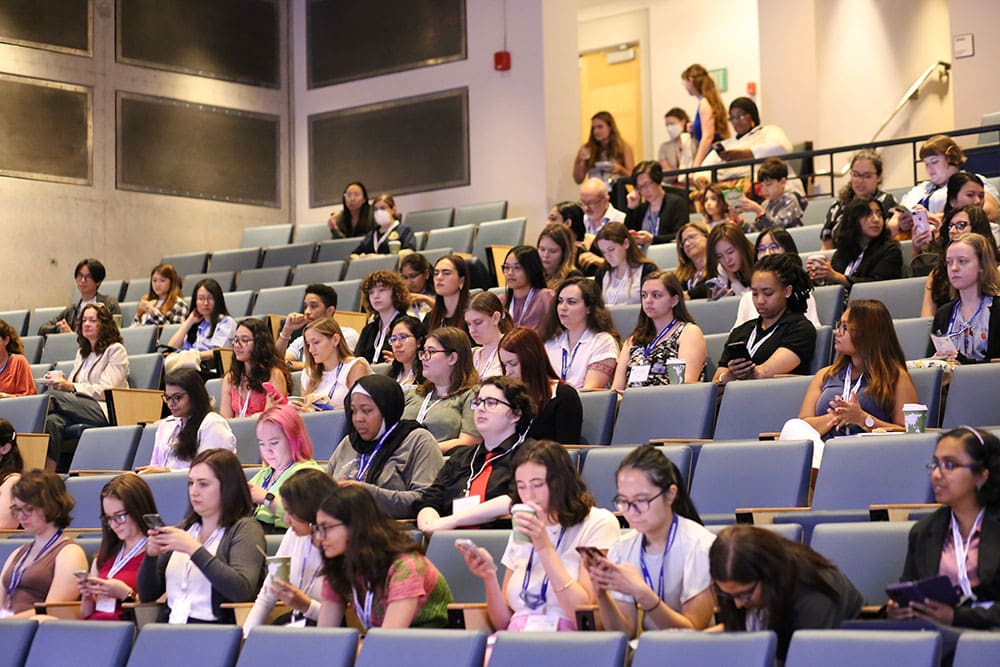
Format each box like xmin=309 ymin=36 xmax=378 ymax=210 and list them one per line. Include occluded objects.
xmin=343 ymin=374 xmax=426 ymax=483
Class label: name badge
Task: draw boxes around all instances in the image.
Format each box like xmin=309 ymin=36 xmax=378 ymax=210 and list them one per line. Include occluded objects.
xmin=286 ymin=616 xmax=307 ymax=627
xmin=95 ymin=596 xmax=118 ymax=614
xmin=628 ymin=365 xmax=651 ymax=385
xmin=523 ymin=611 xmax=560 ymax=632
xmin=452 ymin=494 xmax=481 ymax=515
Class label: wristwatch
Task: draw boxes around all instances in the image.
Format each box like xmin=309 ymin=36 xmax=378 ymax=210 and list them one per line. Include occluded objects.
xmin=864 ymin=414 xmax=876 ymax=430
xmin=264 ymin=492 xmax=275 ymax=506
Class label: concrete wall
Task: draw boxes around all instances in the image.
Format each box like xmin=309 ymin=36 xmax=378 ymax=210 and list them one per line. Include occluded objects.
xmin=948 ymin=0 xmax=1000 ymax=131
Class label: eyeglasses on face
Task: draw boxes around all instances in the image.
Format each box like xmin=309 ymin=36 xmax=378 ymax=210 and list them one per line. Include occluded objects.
xmin=951 ymin=221 xmax=970 ymax=232
xmin=714 ymin=580 xmax=759 ymax=604
xmin=612 ymin=489 xmax=665 ymax=514
xmin=418 ymin=347 xmax=449 ymax=361
xmin=389 ymin=333 xmax=414 ymax=345
xmin=232 ymin=337 xmax=254 ymax=347
xmin=101 ymin=511 xmax=130 ymax=525
xmin=850 ymin=170 xmax=878 ymax=180
xmin=927 ymin=460 xmax=981 ymax=473
xmin=10 ymin=503 xmax=35 ymax=518
xmin=471 ymin=397 xmax=512 ymax=411
xmin=834 ymin=321 xmax=851 ymax=335
xmin=310 ymin=521 xmax=344 ymax=539
xmin=162 ymin=391 xmax=188 ymax=405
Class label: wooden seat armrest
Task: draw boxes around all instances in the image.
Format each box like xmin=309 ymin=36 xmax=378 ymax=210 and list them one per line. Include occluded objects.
xmin=104 ymin=387 xmax=164 ymax=426
xmin=575 ymin=603 xmax=603 ymax=631
xmin=758 ymin=432 xmax=780 ymax=440
xmin=68 ymin=469 xmax=129 ymax=476
xmin=735 ymin=506 xmax=810 ymax=524
xmin=448 ymin=602 xmax=489 ymax=610
xmin=860 ymin=605 xmax=885 ymax=619
xmin=34 ymin=601 xmax=82 ymax=620
xmin=446 ymin=603 xmax=494 ymax=631
xmin=869 ymin=503 xmax=941 ymax=522
xmin=221 ymin=601 xmax=288 ymax=627
xmin=561 ymin=444 xmax=602 ymax=451
xmin=648 ymin=438 xmax=711 ymax=445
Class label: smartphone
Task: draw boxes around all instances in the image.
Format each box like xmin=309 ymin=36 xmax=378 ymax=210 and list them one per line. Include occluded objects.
xmin=262 ymin=382 xmax=288 ymax=405
xmin=726 ymin=340 xmax=751 ymax=362
xmin=454 ymin=538 xmax=478 ymax=554
xmin=911 ymin=208 xmax=929 ymax=236
xmin=713 ymin=141 xmax=726 ymax=155
xmin=575 ymin=545 xmax=607 ymax=565
xmin=143 ymin=513 xmax=166 ymax=529
xmin=73 ymin=570 xmax=89 ymax=581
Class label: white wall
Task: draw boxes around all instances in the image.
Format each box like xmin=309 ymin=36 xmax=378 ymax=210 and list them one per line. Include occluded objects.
xmin=948 ymin=0 xmax=1000 ymax=131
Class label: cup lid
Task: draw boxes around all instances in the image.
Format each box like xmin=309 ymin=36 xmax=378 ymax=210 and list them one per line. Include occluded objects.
xmin=902 ymin=403 xmax=927 ymax=411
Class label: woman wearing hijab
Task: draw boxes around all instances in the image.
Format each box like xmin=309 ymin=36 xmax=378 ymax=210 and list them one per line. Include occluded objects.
xmin=326 ymin=375 xmax=444 ymax=519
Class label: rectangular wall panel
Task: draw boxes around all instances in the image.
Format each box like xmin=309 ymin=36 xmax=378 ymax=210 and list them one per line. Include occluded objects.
xmin=0 ymin=0 xmax=91 ymax=56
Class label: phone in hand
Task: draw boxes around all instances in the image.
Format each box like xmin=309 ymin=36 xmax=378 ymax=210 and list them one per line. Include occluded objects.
xmin=713 ymin=141 xmax=726 ymax=155
xmin=73 ymin=570 xmax=89 ymax=582
xmin=454 ymin=538 xmax=478 ymax=554
xmin=911 ymin=208 xmax=929 ymax=237
xmin=726 ymin=340 xmax=751 ymax=363
xmin=575 ymin=545 xmax=607 ymax=566
xmin=262 ymin=382 xmax=288 ymax=405
xmin=143 ymin=513 xmax=166 ymax=529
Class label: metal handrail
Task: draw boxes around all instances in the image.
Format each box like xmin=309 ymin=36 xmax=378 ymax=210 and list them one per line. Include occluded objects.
xmin=867 ymin=61 xmax=951 ymax=149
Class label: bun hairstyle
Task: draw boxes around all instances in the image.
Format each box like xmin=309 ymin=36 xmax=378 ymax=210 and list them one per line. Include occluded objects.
xmin=753 ymin=253 xmax=812 ymax=314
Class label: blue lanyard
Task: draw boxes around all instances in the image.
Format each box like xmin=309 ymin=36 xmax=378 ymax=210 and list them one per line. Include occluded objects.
xmin=644 ymin=320 xmax=676 ymax=358
xmin=325 ymin=362 xmax=344 ymax=399
xmin=520 ymin=526 xmax=566 ymax=609
xmin=261 ymin=462 xmax=294 ymax=490
xmin=8 ymin=530 xmax=63 ymax=600
xmin=639 ymin=516 xmax=678 ymax=601
xmin=561 ymin=338 xmax=584 ymax=381
xmin=355 ymin=423 xmax=399 ymax=481
xmin=948 ymin=297 xmax=987 ymax=337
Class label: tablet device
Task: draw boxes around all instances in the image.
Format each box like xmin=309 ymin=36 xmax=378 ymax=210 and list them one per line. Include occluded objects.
xmin=885 ymin=574 xmax=960 ymax=607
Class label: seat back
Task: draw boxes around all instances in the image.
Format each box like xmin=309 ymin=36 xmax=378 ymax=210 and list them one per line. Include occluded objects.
xmin=643 ymin=242 xmax=677 ymax=269
xmin=127 ymin=624 xmax=242 ymax=667
xmin=40 ymin=331 xmax=80 ymax=364
xmin=953 ymin=631 xmax=1000 ymax=667
xmin=893 ymin=317 xmax=933 ymax=360
xmin=690 ymin=440 xmax=812 ymax=516
xmin=69 ymin=425 xmax=142 ymax=473
xmin=633 ymin=630 xmax=776 ymax=667
xmin=237 ymin=267 xmax=291 ymax=292
xmin=707 ymin=522 xmax=804 ymax=542
xmin=315 ymin=238 xmax=360 ymax=263
xmin=785 ymin=225 xmax=823 ymax=253
xmin=810 ymin=325 xmax=834 ymax=373
xmin=404 ymin=207 xmax=455 ymax=234
xmin=291 ymin=260 xmax=345 ymax=285
xmin=424 ymin=530 xmax=510 ymax=603
xmin=942 ymin=363 xmax=1000 ymax=428
xmin=420 ymin=247 xmax=455 ymax=267
xmin=812 ymin=434 xmax=937 ymax=510
xmin=812 ymin=284 xmax=846 ymax=326
xmin=489 ymin=632 xmax=626 ymax=667
xmin=714 ymin=376 xmax=812 ymax=440
xmin=908 ymin=366 xmax=943 ymax=428
xmin=211 ymin=248 xmax=262 ymax=273
xmin=611 ymin=384 xmax=717 ymax=444
xmin=357 ymin=629 xmax=488 ymax=667
xmin=299 ymin=410 xmax=350 ymax=462
xmin=132 ymin=422 xmax=159 ymax=469
xmin=241 ymin=224 xmax=292 ymax=248
xmin=25 ymin=620 xmax=133 ymax=667
xmin=0 ymin=618 xmax=37 ymax=667
xmin=607 ymin=304 xmax=641 ymax=339
xmin=0 ymin=394 xmax=50 ymax=433
xmin=293 ymin=223 xmax=333 ymax=244
xmin=228 ymin=417 xmax=262 ymax=465
xmin=685 ymin=296 xmax=741 ymax=335
xmin=326 ymin=280 xmax=363 ymax=312
xmin=129 ymin=353 xmax=164 ymax=390
xmin=184 ymin=271 xmax=236 ymax=292
xmin=161 ymin=252 xmax=209 ymax=276
xmin=120 ymin=326 xmax=158 ymax=356
xmin=252 ymin=285 xmax=307 ymax=317
xmin=65 ymin=474 xmax=119 ymax=530
xmin=0 ymin=309 xmax=30 ymax=336
xmin=577 ymin=390 xmax=616 ymax=446
xmin=343 ymin=255 xmax=399 ymax=281
xmin=237 ymin=627 xmax=358 ymax=667
xmin=580 ymin=445 xmax=692 ymax=512
xmin=848 ymin=277 xmax=925 ymax=319
xmin=425 ymin=224 xmax=476 ymax=254
xmin=455 ymin=201 xmax=508 ymax=227
xmin=810 ymin=521 xmax=915 ymax=605
xmin=473 ymin=218 xmax=527 ymax=268
xmin=21 ymin=335 xmax=43 ymax=364
xmin=143 ymin=471 xmax=192 ymax=525
xmin=260 ymin=242 xmax=316 ymax=268
xmin=784 ymin=629 xmax=940 ymax=667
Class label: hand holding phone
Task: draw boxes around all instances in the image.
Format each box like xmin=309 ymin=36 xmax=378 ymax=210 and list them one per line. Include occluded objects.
xmin=726 ymin=340 xmax=751 ymax=363
xmin=143 ymin=513 xmax=166 ymax=530
xmin=911 ymin=208 xmax=930 ymax=237
xmin=262 ymin=382 xmax=288 ymax=405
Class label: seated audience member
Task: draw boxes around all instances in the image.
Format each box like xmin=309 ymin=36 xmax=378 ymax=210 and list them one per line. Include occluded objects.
xmin=277 ymin=284 xmax=359 ymax=370
xmin=415 ymin=377 xmax=535 ymax=533
xmin=682 ymin=64 xmax=729 ymax=169
xmin=785 ymin=300 xmax=917 ymax=467
xmin=297 ymin=317 xmax=370 ymax=411
xmin=38 ymin=258 xmax=122 ymax=335
xmin=896 ymin=135 xmax=999 ymax=222
xmin=132 ymin=263 xmax=189 ymax=326
xmin=613 ymin=270 xmax=706 ymax=389
xmin=243 ymin=469 xmax=335 ymax=633
xmin=821 ymin=149 xmax=898 ymax=250
xmin=736 ymin=157 xmax=804 ymax=231
xmin=918 ymin=206 xmax=996 ymax=315
xmin=587 ymin=445 xmax=715 ymax=634
xmin=401 ymin=327 xmax=480 ymax=451
xmin=459 ymin=439 xmax=619 ymax=631
xmin=593 ymin=222 xmax=658 ymax=306
xmin=808 ymin=197 xmax=902 ymax=287
xmin=43 ymin=303 xmax=129 ymax=471
xmin=385 ymin=316 xmax=424 ymax=390
xmin=0 ymin=320 xmax=36 ymax=397
xmin=932 ymin=233 xmax=1000 ymax=364
xmin=137 ymin=449 xmax=266 ymax=624
xmin=351 ymin=193 xmax=417 ymax=256
xmin=702 ymin=184 xmax=740 ymax=228
xmin=79 ymin=474 xmax=158 ymax=621
xmin=580 ymin=177 xmax=626 ymax=238
xmin=547 ymin=202 xmax=587 ymax=247
xmin=399 ymin=253 xmax=436 ymax=319
xmin=328 ymin=181 xmax=373 ymax=239
xmin=537 ymin=223 xmax=583 ymax=291
xmin=498 ymin=327 xmax=582 ymax=444
xmin=674 ymin=221 xmax=712 ymax=297
xmin=710 ymin=525 xmax=863 ymax=662
xmin=425 ymin=255 xmax=471 ymax=334
xmin=911 ymin=172 xmax=993 ymax=255
xmin=887 ymin=427 xmax=1000 ymax=629
xmin=714 ymin=254 xmax=816 ymax=385
xmin=658 ymin=107 xmax=695 ymax=181
xmin=501 ymin=246 xmax=554 ymax=330
xmin=316 ymin=484 xmax=453 ymax=629
xmin=0 ymin=420 xmax=24 ymax=530
xmin=354 ymin=271 xmax=410 ymax=364
xmin=735 ymin=230 xmax=821 ymax=328
xmin=0 ymin=470 xmax=89 ymax=617
xmin=164 ymin=278 xmax=237 ymax=371
xmin=140 ymin=369 xmax=236 ymax=473
xmin=541 ymin=277 xmax=620 ymax=391
xmin=697 ymin=222 xmax=756 ymax=300
xmin=624 ymin=161 xmax=688 ymax=245
xmin=328 ymin=375 xmax=443 ymax=519
xmin=248 ymin=405 xmax=322 ymax=534
xmin=467 ymin=292 xmax=512 ymax=380
xmin=219 ymin=318 xmax=290 ymax=419
xmin=573 ymin=111 xmax=635 ymax=186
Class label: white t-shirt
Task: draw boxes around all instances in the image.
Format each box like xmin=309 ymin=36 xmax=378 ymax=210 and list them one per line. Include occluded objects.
xmin=601 ymin=266 xmax=643 ymax=306
xmin=607 ymin=518 xmax=715 ymax=630
xmin=502 ymin=507 xmax=619 ymax=622
xmin=243 ymin=529 xmax=325 ymax=634
xmin=287 ymin=326 xmax=360 ymax=359
xmin=545 ymin=330 xmax=619 ymax=390
xmin=150 ymin=412 xmax=237 ymax=470
xmin=473 ymin=343 xmax=504 ymax=380
xmin=301 ymin=356 xmax=365 ymax=408
xmin=165 ymin=525 xmax=223 ymax=622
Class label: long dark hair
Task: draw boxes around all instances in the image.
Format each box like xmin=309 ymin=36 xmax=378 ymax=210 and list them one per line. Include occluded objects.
xmin=510 ymin=439 xmax=593 ymax=527
xmin=186 ymin=279 xmax=230 ymax=345
xmin=631 ymin=271 xmax=695 ymax=344
xmin=503 ymin=246 xmax=548 ymax=306
xmin=427 ymin=255 xmax=471 ymax=332
xmin=498 ymin=327 xmax=561 ymax=412
xmin=96 ymin=474 xmax=158 ymax=568
xmin=318 ymin=483 xmax=423 ymax=600
xmin=228 ymin=318 xmax=290 ymax=394
xmin=0 ymin=419 xmax=23 ymax=481
xmin=581 ymin=111 xmax=628 ymax=172
xmin=945 ymin=171 xmax=985 ymax=213
xmin=387 ymin=315 xmax=425 ymax=382
xmin=539 ymin=277 xmax=619 ymax=343
xmin=616 ymin=445 xmax=701 ymax=524
xmin=164 ymin=369 xmax=215 ymax=463
xmin=706 ymin=222 xmax=755 ymax=287
xmin=77 ymin=303 xmax=123 ymax=357
xmin=835 ymin=197 xmax=889 ymax=259
xmin=939 ymin=427 xmax=1000 ymax=508
xmin=144 ymin=263 xmax=184 ymax=317
xmin=280 ymin=468 xmax=337 ymax=525
xmin=753 ymin=254 xmax=812 ymax=315
xmin=334 ymin=181 xmax=373 ymax=237
xmin=182 ymin=449 xmax=253 ymax=529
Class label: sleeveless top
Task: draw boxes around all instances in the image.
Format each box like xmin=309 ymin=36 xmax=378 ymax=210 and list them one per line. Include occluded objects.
xmin=86 ymin=547 xmax=145 ymax=621
xmin=814 ymin=366 xmax=890 ymax=439
xmin=2 ymin=536 xmax=74 ymax=613
xmin=625 ymin=323 xmax=703 ymax=386
xmin=228 ymin=381 xmax=268 ymax=418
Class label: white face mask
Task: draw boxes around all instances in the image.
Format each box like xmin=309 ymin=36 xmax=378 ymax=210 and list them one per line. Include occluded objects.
xmin=374 ymin=209 xmax=392 ymax=226
xmin=665 ymin=123 xmax=682 ymax=140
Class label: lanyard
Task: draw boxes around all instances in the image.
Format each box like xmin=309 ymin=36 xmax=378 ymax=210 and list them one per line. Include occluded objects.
xmin=686 ymin=268 xmax=705 ymax=293
xmin=237 ymin=384 xmax=252 ymax=418
xmin=371 ymin=313 xmax=397 ymax=362
xmin=841 ymin=362 xmax=864 ymax=401
xmin=0 ymin=355 xmax=9 ymax=376
xmin=181 ymin=526 xmax=223 ymax=593
xmin=352 ymin=588 xmax=375 ymax=629
xmin=7 ymin=530 xmax=63 ymax=602
xmin=605 ymin=268 xmax=633 ymax=306
xmin=475 ymin=344 xmax=499 ymax=380
xmin=464 ymin=439 xmax=520 ymax=496
xmin=951 ymin=509 xmax=985 ymax=600
xmin=108 ymin=538 xmax=148 ymax=579
xmin=844 ymin=247 xmax=867 ymax=277
xmin=325 ymin=362 xmax=345 ymax=399
xmin=290 ymin=543 xmax=322 ymax=622
xmin=644 ymin=320 xmax=677 ymax=358
xmin=520 ymin=527 xmax=567 ymax=609
xmin=639 ymin=515 xmax=678 ymax=602
xmin=746 ymin=322 xmax=781 ymax=359
xmin=355 ymin=422 xmax=399 ymax=481
xmin=560 ymin=334 xmax=585 ymax=382
xmin=262 ymin=462 xmax=294 ymax=490
xmin=415 ymin=392 xmax=441 ymax=423
xmin=373 ymin=222 xmax=398 ymax=251
xmin=948 ymin=297 xmax=987 ymax=337
xmin=513 ymin=289 xmax=537 ymax=326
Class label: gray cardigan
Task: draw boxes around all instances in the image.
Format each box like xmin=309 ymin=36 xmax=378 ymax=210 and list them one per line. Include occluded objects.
xmin=137 ymin=516 xmax=266 ymax=623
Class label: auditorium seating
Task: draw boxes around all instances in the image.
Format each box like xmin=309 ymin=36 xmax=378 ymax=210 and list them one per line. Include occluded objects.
xmin=784 ymin=629 xmax=941 ymax=667
xmin=633 ymin=630 xmax=776 ymax=667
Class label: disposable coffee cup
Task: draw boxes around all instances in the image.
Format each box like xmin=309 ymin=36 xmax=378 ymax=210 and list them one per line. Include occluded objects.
xmin=807 ymin=254 xmax=826 ymax=267
xmin=665 ymin=359 xmax=686 ymax=384
xmin=902 ymin=403 xmax=928 ymax=433
xmin=388 ymin=240 xmax=401 ymax=255
xmin=112 ymin=313 xmax=123 ymax=328
xmin=511 ymin=503 xmax=536 ymax=543
xmin=266 ymin=556 xmax=291 ymax=582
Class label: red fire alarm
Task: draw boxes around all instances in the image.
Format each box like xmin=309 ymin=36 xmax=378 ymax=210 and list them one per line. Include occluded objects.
xmin=747 ymin=81 xmax=757 ymax=96
xmin=494 ymin=51 xmax=511 ymax=71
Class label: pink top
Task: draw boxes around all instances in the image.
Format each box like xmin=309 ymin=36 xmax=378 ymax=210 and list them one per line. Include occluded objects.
xmin=939 ymin=529 xmax=981 ymax=590
xmin=228 ymin=384 xmax=268 ymax=418
xmin=504 ymin=288 xmax=554 ymax=330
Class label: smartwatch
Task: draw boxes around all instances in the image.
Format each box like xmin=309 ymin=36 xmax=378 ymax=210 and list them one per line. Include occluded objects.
xmin=264 ymin=492 xmax=275 ymax=505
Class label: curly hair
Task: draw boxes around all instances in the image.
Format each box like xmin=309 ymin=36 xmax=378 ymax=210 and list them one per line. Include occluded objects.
xmin=539 ymin=277 xmax=619 ymax=343
xmin=361 ymin=270 xmax=410 ymax=314
xmin=537 ymin=223 xmax=579 ymax=290
xmin=301 ymin=317 xmax=354 ymax=395
xmin=13 ymin=470 xmax=75 ymax=529
xmin=838 ymin=149 xmax=884 ymax=202
xmin=144 ymin=263 xmax=184 ymax=317
xmin=96 ymin=474 xmax=158 ymax=568
xmin=477 ymin=375 xmax=536 ymax=435
xmin=630 ymin=271 xmax=695 ymax=344
xmin=674 ymin=221 xmax=711 ymax=284
xmin=77 ymin=302 xmax=124 ymax=356
xmin=753 ymin=253 xmax=812 ymax=315
xmin=0 ymin=320 xmax=25 ymax=355
xmin=706 ymin=222 xmax=755 ymax=287
xmin=164 ymin=368 xmax=214 ymax=463
xmin=228 ymin=318 xmax=290 ymax=394
xmin=511 ymin=439 xmax=594 ymax=527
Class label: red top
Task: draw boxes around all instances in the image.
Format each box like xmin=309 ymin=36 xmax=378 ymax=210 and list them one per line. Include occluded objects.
xmin=85 ymin=547 xmax=145 ymax=621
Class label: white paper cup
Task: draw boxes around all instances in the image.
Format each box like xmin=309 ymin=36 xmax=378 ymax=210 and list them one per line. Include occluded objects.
xmin=511 ymin=503 xmax=536 ymax=543
xmin=266 ymin=556 xmax=290 ymax=582
xmin=902 ymin=403 xmax=928 ymax=433
xmin=666 ymin=359 xmax=686 ymax=384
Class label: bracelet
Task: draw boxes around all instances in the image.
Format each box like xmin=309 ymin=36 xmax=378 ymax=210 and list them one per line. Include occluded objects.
xmin=554 ymin=579 xmax=575 ymax=593
xmin=640 ymin=597 xmax=660 ymax=613
xmin=278 ymin=332 xmax=290 ymax=340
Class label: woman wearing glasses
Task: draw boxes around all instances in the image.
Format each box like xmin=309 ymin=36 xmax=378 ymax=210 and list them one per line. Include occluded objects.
xmin=458 ymin=438 xmax=618 ymax=631
xmin=219 ymin=318 xmax=290 ymax=419
xmin=466 ymin=292 xmax=513 ymax=380
xmin=327 ymin=375 xmax=443 ymax=519
xmin=709 ymin=525 xmax=863 ymax=662
xmin=585 ymin=445 xmax=715 ymax=634
xmin=416 ymin=377 xmax=535 ymax=534
xmin=887 ymin=427 xmax=1000 ymax=629
xmin=79 ymin=474 xmax=158 ymax=620
xmin=385 ymin=316 xmax=424 ymax=390
xmin=140 ymin=369 xmax=236 ymax=474
xmin=500 ymin=246 xmax=554 ymax=330
xmin=820 ymin=149 xmax=897 ymax=250
xmin=918 ymin=208 xmax=997 ymax=316
xmin=298 ymin=317 xmax=370 ymax=411
xmin=0 ymin=470 xmax=88 ymax=617
xmin=401 ymin=327 xmax=480 ymax=452
xmin=316 ymin=483 xmax=453 ymax=629
xmin=244 ymin=468 xmax=336 ymax=633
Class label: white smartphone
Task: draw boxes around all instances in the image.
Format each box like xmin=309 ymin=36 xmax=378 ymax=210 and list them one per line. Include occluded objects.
xmin=454 ymin=538 xmax=478 ymax=553
xmin=911 ymin=209 xmax=929 ymax=236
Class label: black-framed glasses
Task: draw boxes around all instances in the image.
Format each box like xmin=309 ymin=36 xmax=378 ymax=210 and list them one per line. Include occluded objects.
xmin=951 ymin=221 xmax=970 ymax=232
xmin=471 ymin=397 xmax=513 ymax=411
xmin=310 ymin=521 xmax=344 ymax=539
xmin=9 ymin=503 xmax=35 ymax=518
xmin=418 ymin=347 xmax=449 ymax=361
xmin=714 ymin=581 xmax=758 ymax=604
xmin=612 ymin=489 xmax=666 ymax=514
xmin=927 ymin=460 xmax=981 ymax=473
xmin=162 ymin=391 xmax=187 ymax=405
xmin=101 ymin=511 xmax=130 ymax=525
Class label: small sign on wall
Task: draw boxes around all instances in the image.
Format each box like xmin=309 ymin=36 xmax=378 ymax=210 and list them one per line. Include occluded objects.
xmin=953 ymin=33 xmax=974 ymax=59
xmin=709 ymin=68 xmax=728 ymax=92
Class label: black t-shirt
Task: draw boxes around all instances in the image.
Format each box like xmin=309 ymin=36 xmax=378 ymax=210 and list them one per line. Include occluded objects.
xmin=719 ymin=309 xmax=816 ymax=375
xmin=528 ymin=382 xmax=582 ymax=444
